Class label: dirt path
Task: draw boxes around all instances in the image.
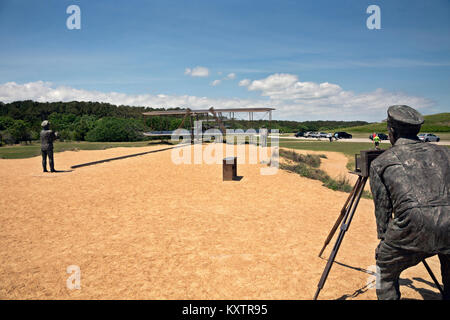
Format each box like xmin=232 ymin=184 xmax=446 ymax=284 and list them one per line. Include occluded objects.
xmin=0 ymin=144 xmax=443 ymax=299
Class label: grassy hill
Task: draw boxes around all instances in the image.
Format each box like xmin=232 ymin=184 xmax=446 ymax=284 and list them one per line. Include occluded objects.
xmin=337 ymin=112 xmax=450 ymax=133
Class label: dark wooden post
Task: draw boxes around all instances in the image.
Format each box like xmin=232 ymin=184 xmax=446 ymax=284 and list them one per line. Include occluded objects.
xmin=223 ymin=157 xmax=237 ymax=181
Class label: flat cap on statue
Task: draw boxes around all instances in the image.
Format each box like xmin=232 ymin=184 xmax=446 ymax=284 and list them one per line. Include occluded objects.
xmin=41 ymin=120 xmax=49 ymax=127
xmin=387 ymin=105 xmax=424 ymax=126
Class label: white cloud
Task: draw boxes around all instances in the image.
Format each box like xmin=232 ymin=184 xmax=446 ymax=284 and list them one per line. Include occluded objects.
xmin=184 ymin=66 xmax=209 ymax=77
xmin=0 ymin=79 xmax=433 ymax=121
xmin=0 ymin=81 xmax=262 ymax=109
xmin=211 ymin=72 xmax=237 ymax=83
xmin=239 ymin=73 xmax=433 ymax=116
xmin=244 ymin=73 xmax=342 ymax=100
xmin=239 ymin=79 xmax=251 ymax=87
xmin=211 ymin=79 xmax=221 ymax=86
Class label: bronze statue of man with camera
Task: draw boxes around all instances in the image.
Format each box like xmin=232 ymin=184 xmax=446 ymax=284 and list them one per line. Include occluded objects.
xmin=369 ymin=105 xmax=449 ymax=300
xmin=40 ymin=120 xmax=58 ymax=173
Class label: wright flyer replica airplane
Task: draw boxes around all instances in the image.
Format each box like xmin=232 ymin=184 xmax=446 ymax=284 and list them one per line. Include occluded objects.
xmin=142 ymin=107 xmax=275 ymax=142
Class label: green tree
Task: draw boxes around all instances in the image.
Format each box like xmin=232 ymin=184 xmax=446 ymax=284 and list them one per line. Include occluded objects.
xmin=7 ymin=120 xmax=31 ymax=144
xmin=85 ymin=118 xmax=145 ymax=142
xmin=72 ymin=115 xmax=97 ymax=141
xmin=0 ymin=131 xmax=15 ymax=145
xmin=48 ymin=112 xmax=77 ymax=131
xmin=0 ymin=116 xmax=15 ymax=130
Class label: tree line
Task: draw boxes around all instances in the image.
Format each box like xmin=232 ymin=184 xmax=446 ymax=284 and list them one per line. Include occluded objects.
xmin=0 ymin=100 xmax=368 ymax=145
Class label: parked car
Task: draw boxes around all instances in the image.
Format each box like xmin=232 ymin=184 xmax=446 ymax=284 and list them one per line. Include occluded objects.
xmin=333 ymin=132 xmax=353 ymax=139
xmin=318 ymin=132 xmax=328 ymax=138
xmin=369 ymin=133 xmax=388 ymax=140
xmin=295 ymin=131 xmax=305 ymax=137
xmin=418 ymin=133 xmax=440 ymax=142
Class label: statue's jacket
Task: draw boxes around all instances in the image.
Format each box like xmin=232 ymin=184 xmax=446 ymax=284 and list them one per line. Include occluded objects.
xmin=369 ymin=138 xmax=450 ymax=254
xmin=40 ymin=130 xmax=57 ymax=151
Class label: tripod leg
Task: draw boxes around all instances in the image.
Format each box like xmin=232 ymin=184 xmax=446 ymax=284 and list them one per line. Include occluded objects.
xmin=318 ymin=177 xmax=361 ymax=258
xmin=422 ymin=259 xmax=444 ymax=297
xmin=314 ymin=176 xmax=368 ymax=300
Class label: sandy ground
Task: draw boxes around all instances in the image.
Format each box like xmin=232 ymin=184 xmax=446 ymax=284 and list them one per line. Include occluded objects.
xmin=0 ymin=144 xmax=444 ymax=300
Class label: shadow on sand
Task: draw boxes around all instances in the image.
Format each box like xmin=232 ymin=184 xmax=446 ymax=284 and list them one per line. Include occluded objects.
xmin=329 ymin=259 xmax=443 ymax=300
xmin=70 ymin=144 xmax=186 ymax=169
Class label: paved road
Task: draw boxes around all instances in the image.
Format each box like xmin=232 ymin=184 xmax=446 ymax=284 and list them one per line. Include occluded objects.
xmin=273 ymin=136 xmax=450 ymax=146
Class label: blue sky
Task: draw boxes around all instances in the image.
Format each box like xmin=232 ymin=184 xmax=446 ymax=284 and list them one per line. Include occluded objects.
xmin=0 ymin=0 xmax=449 ymax=121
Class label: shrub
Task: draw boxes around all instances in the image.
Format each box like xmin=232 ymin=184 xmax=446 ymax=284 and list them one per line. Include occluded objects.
xmin=279 ymin=162 xmax=330 ymax=182
xmin=363 ymin=191 xmax=373 ymax=199
xmin=322 ymin=175 xmax=353 ymax=192
xmin=279 ymin=149 xmax=322 ymax=168
xmin=280 ymin=153 xmax=358 ymax=195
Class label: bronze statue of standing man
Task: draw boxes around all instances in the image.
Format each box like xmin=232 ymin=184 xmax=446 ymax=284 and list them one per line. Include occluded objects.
xmin=40 ymin=120 xmax=58 ymax=172
xmin=369 ymin=105 xmax=449 ymax=300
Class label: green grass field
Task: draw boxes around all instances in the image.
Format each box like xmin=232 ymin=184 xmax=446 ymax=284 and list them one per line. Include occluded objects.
xmin=338 ymin=112 xmax=450 ymax=134
xmin=278 ymin=139 xmax=390 ymax=157
xmin=0 ymin=140 xmax=167 ymax=159
xmin=0 ymin=138 xmax=448 ymax=160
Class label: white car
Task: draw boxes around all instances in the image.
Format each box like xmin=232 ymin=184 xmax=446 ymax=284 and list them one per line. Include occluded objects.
xmin=418 ymin=133 xmax=440 ymax=142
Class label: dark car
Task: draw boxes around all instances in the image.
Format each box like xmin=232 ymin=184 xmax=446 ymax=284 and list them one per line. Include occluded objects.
xmin=333 ymin=132 xmax=352 ymax=139
xmin=369 ymin=133 xmax=388 ymax=140
xmin=295 ymin=131 xmax=305 ymax=137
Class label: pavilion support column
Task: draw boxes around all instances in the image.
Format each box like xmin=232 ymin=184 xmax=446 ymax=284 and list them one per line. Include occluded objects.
xmin=269 ymin=110 xmax=272 ymax=131
xmin=190 ymin=115 xmax=194 ymax=144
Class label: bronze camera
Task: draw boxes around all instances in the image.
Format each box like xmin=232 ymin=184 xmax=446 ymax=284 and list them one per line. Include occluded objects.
xmin=354 ymin=149 xmax=385 ymax=177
